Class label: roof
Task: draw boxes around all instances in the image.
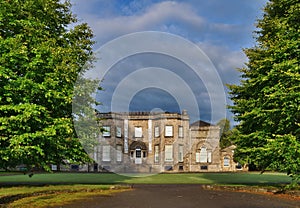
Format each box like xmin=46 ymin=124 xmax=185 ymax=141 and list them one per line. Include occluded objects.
xmin=190 ymin=120 xmax=213 ymax=127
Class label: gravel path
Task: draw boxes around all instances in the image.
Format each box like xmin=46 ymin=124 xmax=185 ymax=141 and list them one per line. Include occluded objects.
xmin=58 ymin=184 xmax=299 ymax=208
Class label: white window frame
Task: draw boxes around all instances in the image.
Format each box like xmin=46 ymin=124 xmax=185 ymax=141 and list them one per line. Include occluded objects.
xmin=196 ymin=152 xmax=200 ymax=163
xmin=154 ymin=126 xmax=160 ymax=137
xmin=199 ymin=147 xmax=208 ymax=163
xmin=165 ymin=145 xmax=173 ymax=162
xmin=178 ymin=126 xmax=183 ymax=138
xmin=224 ymin=156 xmax=230 ymax=167
xmin=165 ymin=125 xmax=173 ymax=137
xmin=207 ymin=151 xmax=212 ymax=163
xmin=154 ymin=145 xmax=159 ymax=163
xmin=102 ymin=126 xmax=111 ymax=137
xmin=135 ymin=127 xmax=142 ymax=138
xmin=102 ymin=145 xmax=110 ymax=161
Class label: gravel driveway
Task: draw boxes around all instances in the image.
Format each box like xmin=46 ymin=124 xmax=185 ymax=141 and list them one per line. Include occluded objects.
xmin=59 ymin=184 xmax=299 ymax=208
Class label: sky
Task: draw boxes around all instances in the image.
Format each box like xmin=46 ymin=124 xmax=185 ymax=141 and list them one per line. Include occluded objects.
xmin=71 ymin=0 xmax=268 ymax=125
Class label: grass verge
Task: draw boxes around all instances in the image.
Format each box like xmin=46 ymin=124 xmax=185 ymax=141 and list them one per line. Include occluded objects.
xmin=0 ymin=185 xmax=131 ymax=208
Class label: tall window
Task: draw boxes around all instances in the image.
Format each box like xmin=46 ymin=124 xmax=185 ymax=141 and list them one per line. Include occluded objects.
xmin=154 ymin=126 xmax=160 ymax=137
xmin=178 ymin=145 xmax=184 ymax=162
xmin=178 ymin=126 xmax=183 ymax=138
xmin=135 ymin=127 xmax=142 ymax=138
xmin=196 ymin=147 xmax=212 ymax=163
xmin=154 ymin=145 xmax=160 ymax=163
xmin=116 ymin=127 xmax=122 ymax=137
xmin=207 ymin=151 xmax=212 ymax=163
xmin=199 ymin=147 xmax=207 ymax=163
xmin=165 ymin=125 xmax=173 ymax=137
xmin=102 ymin=126 xmax=111 ymax=137
xmin=165 ymin=145 xmax=173 ymax=161
xmin=116 ymin=145 xmax=122 ymax=162
xmin=102 ymin=145 xmax=110 ymax=161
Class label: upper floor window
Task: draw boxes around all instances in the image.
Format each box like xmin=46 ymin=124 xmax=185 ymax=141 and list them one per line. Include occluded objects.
xmin=102 ymin=126 xmax=111 ymax=137
xmin=135 ymin=127 xmax=142 ymax=138
xmin=178 ymin=126 xmax=183 ymax=138
xmin=165 ymin=125 xmax=173 ymax=137
xmin=154 ymin=126 xmax=160 ymax=137
xmin=116 ymin=126 xmax=122 ymax=137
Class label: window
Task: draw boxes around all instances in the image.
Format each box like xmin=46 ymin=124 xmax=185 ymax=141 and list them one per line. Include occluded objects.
xmin=102 ymin=145 xmax=110 ymax=161
xmin=207 ymin=151 xmax=212 ymax=163
xmin=116 ymin=145 xmax=122 ymax=162
xmin=154 ymin=145 xmax=159 ymax=163
xmin=196 ymin=147 xmax=212 ymax=163
xmin=165 ymin=125 xmax=173 ymax=137
xmin=178 ymin=145 xmax=184 ymax=162
xmin=199 ymin=147 xmax=207 ymax=163
xmin=165 ymin=145 xmax=173 ymax=161
xmin=135 ymin=127 xmax=142 ymax=138
xmin=154 ymin=126 xmax=160 ymax=137
xmin=116 ymin=127 xmax=122 ymax=137
xmin=224 ymin=156 xmax=230 ymax=167
xmin=102 ymin=126 xmax=110 ymax=137
xmin=196 ymin=152 xmax=200 ymax=163
xmin=178 ymin=126 xmax=183 ymax=138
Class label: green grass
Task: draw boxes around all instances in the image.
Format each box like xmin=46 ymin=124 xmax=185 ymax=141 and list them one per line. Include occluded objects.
xmin=0 ymin=172 xmax=296 ymax=208
xmin=0 ymin=172 xmax=293 ymax=185
xmin=0 ymin=185 xmax=130 ymax=208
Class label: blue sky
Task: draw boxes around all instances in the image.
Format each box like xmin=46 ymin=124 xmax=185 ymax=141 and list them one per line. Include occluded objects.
xmin=71 ymin=0 xmax=268 ymax=124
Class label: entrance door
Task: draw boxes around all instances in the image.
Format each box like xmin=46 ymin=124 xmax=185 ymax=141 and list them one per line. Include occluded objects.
xmin=135 ymin=148 xmax=142 ymax=164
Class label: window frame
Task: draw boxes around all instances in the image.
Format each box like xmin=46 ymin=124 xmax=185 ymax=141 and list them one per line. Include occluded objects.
xmin=102 ymin=126 xmax=111 ymax=137
xmin=178 ymin=126 xmax=184 ymax=138
xmin=165 ymin=145 xmax=173 ymax=162
xmin=134 ymin=126 xmax=143 ymax=138
xmin=116 ymin=126 xmax=122 ymax=138
xmin=165 ymin=125 xmax=173 ymax=137
xmin=102 ymin=145 xmax=111 ymax=162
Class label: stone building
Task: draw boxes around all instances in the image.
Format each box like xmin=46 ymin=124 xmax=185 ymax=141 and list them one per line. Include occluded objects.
xmin=92 ymin=111 xmax=242 ymax=173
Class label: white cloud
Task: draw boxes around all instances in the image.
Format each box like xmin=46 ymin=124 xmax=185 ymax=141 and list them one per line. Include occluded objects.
xmin=77 ymin=1 xmax=242 ymax=47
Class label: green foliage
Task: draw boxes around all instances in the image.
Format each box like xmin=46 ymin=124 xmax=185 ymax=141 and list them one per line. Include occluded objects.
xmin=228 ymin=0 xmax=300 ymax=184
xmin=217 ymin=118 xmax=233 ymax=148
xmin=0 ymin=0 xmax=96 ymax=171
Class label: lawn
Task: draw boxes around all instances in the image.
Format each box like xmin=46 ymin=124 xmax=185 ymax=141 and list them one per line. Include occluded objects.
xmin=0 ymin=172 xmax=295 ymax=207
xmin=0 ymin=171 xmax=293 ymax=185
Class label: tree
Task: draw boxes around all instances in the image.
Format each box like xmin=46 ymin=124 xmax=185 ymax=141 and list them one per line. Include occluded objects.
xmin=228 ymin=0 xmax=300 ymax=185
xmin=216 ymin=118 xmax=233 ymax=148
xmin=0 ymin=0 xmax=96 ymax=172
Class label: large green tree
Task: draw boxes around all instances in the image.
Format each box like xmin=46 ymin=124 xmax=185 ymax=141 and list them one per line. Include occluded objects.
xmin=228 ymin=0 xmax=300 ymax=185
xmin=0 ymin=0 xmax=95 ymax=172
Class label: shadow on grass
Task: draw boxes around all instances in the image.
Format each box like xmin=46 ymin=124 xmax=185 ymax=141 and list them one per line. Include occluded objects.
xmin=199 ymin=172 xmax=292 ymax=186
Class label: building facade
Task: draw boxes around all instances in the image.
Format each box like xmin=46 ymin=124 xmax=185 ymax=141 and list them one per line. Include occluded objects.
xmin=92 ymin=111 xmax=242 ymax=173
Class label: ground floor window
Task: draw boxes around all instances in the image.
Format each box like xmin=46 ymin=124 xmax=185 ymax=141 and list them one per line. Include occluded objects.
xmin=165 ymin=145 xmax=173 ymax=161
xmin=116 ymin=145 xmax=122 ymax=162
xmin=102 ymin=145 xmax=110 ymax=161
xmin=178 ymin=145 xmax=184 ymax=162
xmin=224 ymin=156 xmax=230 ymax=167
xmin=154 ymin=145 xmax=159 ymax=163
xmin=196 ymin=147 xmax=212 ymax=163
